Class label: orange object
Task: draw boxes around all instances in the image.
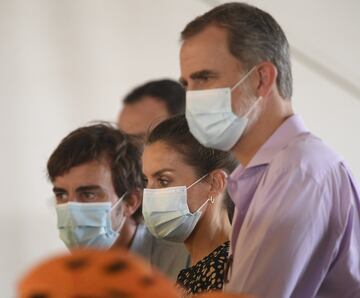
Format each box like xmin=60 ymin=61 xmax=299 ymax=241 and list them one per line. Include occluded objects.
xmin=195 ymin=291 xmax=256 ymax=298
xmin=18 ymin=248 xmax=180 ymax=298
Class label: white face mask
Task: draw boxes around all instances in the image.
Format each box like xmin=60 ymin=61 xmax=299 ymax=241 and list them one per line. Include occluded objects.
xmin=56 ymin=194 xmax=126 ymax=250
xmin=142 ymin=174 xmax=210 ymax=242
xmin=185 ymin=66 xmax=262 ymax=151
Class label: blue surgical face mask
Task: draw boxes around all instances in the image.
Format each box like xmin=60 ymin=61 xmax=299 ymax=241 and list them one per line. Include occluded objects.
xmin=56 ymin=194 xmax=125 ymax=250
xmin=142 ymin=174 xmax=211 ymax=242
xmin=185 ymin=66 xmax=262 ymax=151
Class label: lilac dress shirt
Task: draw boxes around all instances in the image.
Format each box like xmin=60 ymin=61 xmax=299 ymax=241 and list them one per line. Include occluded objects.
xmin=225 ymin=115 xmax=360 ymax=297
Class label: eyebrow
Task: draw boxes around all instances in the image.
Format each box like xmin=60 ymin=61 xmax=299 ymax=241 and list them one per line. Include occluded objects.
xmin=151 ymin=168 xmax=175 ymax=178
xmin=52 ymin=185 xmax=102 ymax=193
xmin=53 ymin=187 xmax=66 ymax=193
xmin=191 ymin=69 xmax=219 ymax=79
xmin=180 ymin=69 xmax=220 ymax=86
xmin=76 ymin=185 xmax=102 ymax=192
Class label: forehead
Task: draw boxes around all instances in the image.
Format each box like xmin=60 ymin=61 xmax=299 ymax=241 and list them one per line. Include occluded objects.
xmin=118 ymin=96 xmax=170 ymax=135
xmin=180 ymin=25 xmax=240 ymax=76
xmin=142 ymin=141 xmax=185 ymax=175
xmin=53 ymin=159 xmax=112 ymax=187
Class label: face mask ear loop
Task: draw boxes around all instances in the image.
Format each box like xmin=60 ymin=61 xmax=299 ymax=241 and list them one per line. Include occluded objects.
xmin=186 ymin=173 xmax=209 ymax=190
xmin=185 ymin=174 xmax=209 ymax=215
xmin=196 ymin=196 xmax=212 ymax=213
xmin=231 ymin=66 xmax=257 ymax=92
xmin=114 ymin=217 xmax=126 ymax=233
xmin=111 ymin=192 xmax=127 ymax=233
xmin=244 ymin=96 xmax=263 ymax=118
xmin=111 ymin=192 xmax=127 ymax=211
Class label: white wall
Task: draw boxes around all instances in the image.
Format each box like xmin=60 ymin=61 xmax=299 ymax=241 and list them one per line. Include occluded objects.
xmin=246 ymin=0 xmax=360 ymax=177
xmin=0 ymin=0 xmax=359 ymax=297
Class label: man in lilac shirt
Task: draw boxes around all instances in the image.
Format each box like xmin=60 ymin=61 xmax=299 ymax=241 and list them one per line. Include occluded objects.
xmin=179 ymin=2 xmax=360 ymax=297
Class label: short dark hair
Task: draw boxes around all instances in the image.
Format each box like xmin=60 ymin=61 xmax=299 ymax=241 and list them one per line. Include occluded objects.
xmin=47 ymin=123 xmax=145 ymax=221
xmin=181 ymin=2 xmax=292 ymax=99
xmin=146 ymin=115 xmax=238 ymax=222
xmin=123 ymin=79 xmax=185 ymax=115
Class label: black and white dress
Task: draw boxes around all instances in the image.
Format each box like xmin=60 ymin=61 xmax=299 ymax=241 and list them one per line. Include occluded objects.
xmin=176 ymin=241 xmax=230 ymax=296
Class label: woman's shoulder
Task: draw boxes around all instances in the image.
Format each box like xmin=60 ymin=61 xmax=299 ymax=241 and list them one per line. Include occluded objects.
xmin=184 ymin=241 xmax=229 ymax=271
xmin=209 ymin=241 xmax=230 ymax=258
xmin=176 ymin=241 xmax=230 ymax=295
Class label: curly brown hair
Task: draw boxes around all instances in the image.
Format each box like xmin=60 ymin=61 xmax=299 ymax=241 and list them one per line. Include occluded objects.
xmin=47 ymin=122 xmax=145 ymax=221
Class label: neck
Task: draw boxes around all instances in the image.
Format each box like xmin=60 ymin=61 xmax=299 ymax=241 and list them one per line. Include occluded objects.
xmin=111 ymin=217 xmax=138 ymax=250
xmin=233 ymin=96 xmax=293 ymax=166
xmin=184 ymin=204 xmax=231 ymax=266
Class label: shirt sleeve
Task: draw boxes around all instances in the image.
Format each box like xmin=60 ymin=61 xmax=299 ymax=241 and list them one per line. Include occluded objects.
xmin=226 ymin=165 xmax=335 ymax=298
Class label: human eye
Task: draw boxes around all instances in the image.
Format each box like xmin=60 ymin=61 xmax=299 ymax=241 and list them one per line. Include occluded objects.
xmin=54 ymin=192 xmax=68 ymax=204
xmin=195 ymin=75 xmax=210 ymax=84
xmin=157 ymin=176 xmax=171 ymax=188
xmin=193 ymin=71 xmax=217 ymax=86
xmin=80 ymin=191 xmax=98 ymax=202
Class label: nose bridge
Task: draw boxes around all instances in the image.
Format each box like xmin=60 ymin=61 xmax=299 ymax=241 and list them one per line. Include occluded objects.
xmin=146 ymin=178 xmax=157 ymax=189
xmin=187 ymin=79 xmax=207 ymax=91
xmin=186 ymin=81 xmax=198 ymax=91
xmin=67 ymin=189 xmax=78 ymax=203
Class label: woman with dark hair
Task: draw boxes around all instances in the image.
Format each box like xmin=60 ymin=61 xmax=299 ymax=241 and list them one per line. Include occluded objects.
xmin=142 ymin=115 xmax=238 ymax=295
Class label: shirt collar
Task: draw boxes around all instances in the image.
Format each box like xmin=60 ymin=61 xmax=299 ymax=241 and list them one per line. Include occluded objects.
xmin=229 ymin=115 xmax=309 ymax=180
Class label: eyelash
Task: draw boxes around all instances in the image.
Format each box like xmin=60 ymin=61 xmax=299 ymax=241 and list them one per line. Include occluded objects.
xmin=54 ymin=191 xmax=98 ymax=203
xmin=81 ymin=192 xmax=96 ymax=201
xmin=158 ymin=178 xmax=170 ymax=187
xmin=199 ymin=76 xmax=210 ymax=81
xmin=55 ymin=192 xmax=68 ymax=203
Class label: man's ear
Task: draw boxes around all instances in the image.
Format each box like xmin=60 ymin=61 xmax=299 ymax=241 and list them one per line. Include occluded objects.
xmin=122 ymin=190 xmax=142 ymax=217
xmin=255 ymin=62 xmax=277 ymax=98
xmin=208 ymin=169 xmax=227 ymax=199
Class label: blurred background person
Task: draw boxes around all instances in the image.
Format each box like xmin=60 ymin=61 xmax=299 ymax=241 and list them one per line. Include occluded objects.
xmin=117 ymin=79 xmax=185 ymax=138
xmin=142 ymin=115 xmax=238 ymax=295
xmin=46 ymin=123 xmax=189 ymax=279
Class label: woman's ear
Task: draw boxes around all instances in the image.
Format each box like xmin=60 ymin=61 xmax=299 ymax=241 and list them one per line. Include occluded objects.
xmin=208 ymin=169 xmax=227 ymax=199
xmin=122 ymin=190 xmax=142 ymax=217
